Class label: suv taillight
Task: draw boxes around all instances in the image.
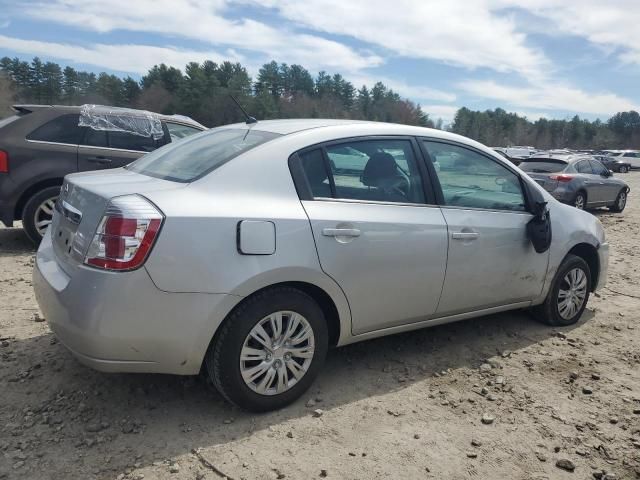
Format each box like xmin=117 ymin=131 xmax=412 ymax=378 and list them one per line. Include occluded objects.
xmin=550 ymin=174 xmax=573 ymax=182
xmin=84 ymin=195 xmax=164 ymax=271
xmin=0 ymin=150 xmax=8 ymax=173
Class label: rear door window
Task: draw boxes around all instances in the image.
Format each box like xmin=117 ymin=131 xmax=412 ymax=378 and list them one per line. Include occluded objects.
xmin=575 ymin=160 xmax=593 ymax=174
xmin=589 ymin=160 xmax=608 ymax=175
xmin=26 ymin=114 xmax=84 ymax=144
xmin=108 ymin=130 xmax=158 ymax=152
xmin=83 ymin=128 xmax=108 ymax=148
xmin=324 ymin=139 xmax=425 ymax=204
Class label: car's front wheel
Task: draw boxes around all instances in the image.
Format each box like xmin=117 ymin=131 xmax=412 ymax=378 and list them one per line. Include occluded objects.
xmin=206 ymin=287 xmax=328 ymax=412
xmin=619 ymin=165 xmax=628 ymax=173
xmin=22 ymin=186 xmax=61 ymax=245
xmin=530 ymin=254 xmax=591 ymax=326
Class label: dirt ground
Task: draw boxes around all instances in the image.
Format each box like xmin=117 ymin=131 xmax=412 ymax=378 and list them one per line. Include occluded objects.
xmin=1 ymin=174 xmax=639 ymax=480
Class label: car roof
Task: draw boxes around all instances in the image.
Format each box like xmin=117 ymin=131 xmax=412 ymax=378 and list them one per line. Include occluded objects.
xmin=11 ymin=104 xmax=205 ymax=129
xmin=214 ymin=118 xmax=482 ymax=143
xmin=216 ymin=118 xmax=382 ymax=135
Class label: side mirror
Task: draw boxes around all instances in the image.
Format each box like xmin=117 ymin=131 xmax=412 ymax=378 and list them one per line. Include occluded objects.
xmin=607 ymin=169 xmax=614 ymax=176
xmin=524 ymin=180 xmax=552 ymax=254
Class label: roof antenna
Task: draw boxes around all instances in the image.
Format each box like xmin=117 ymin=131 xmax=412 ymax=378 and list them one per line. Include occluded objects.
xmin=230 ymin=95 xmax=257 ymax=125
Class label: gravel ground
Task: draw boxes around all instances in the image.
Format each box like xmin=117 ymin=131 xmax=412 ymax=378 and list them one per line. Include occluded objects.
xmin=1 ymin=173 xmax=639 ymax=480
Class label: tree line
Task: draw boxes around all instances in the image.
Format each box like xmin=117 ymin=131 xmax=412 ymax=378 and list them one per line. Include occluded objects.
xmin=0 ymin=57 xmax=431 ymax=128
xmin=1 ymin=56 xmax=638 ymax=149
xmin=452 ymin=107 xmax=640 ymax=150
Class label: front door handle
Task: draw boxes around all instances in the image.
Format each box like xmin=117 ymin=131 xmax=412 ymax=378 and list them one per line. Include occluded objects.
xmin=322 ymin=228 xmax=361 ymax=237
xmin=86 ymin=156 xmax=112 ymax=164
xmin=452 ymin=231 xmax=480 ymax=240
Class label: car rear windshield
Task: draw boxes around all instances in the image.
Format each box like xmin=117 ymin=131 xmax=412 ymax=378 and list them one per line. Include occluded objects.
xmin=127 ymin=128 xmax=281 ymax=182
xmin=519 ymin=160 xmax=567 ymax=173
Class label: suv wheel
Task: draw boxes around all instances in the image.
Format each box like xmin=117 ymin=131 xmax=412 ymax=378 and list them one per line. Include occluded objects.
xmin=609 ymin=189 xmax=627 ymax=213
xmin=206 ymin=287 xmax=328 ymax=412
xmin=530 ymin=254 xmax=591 ymax=326
xmin=22 ymin=186 xmax=61 ymax=245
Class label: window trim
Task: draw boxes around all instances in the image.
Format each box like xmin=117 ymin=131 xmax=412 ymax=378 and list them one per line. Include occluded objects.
xmin=288 ymin=135 xmax=438 ymax=206
xmin=418 ymin=137 xmax=533 ymax=215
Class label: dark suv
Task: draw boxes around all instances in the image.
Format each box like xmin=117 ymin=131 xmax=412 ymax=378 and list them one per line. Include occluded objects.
xmin=0 ymin=105 xmax=205 ymax=243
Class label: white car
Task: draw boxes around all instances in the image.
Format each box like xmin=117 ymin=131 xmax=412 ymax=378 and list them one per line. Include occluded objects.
xmin=34 ymin=119 xmax=609 ymax=411
xmin=604 ymin=150 xmax=640 ymax=169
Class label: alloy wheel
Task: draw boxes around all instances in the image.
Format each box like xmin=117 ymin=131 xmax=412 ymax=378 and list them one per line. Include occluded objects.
xmin=574 ymin=194 xmax=585 ymax=210
xmin=617 ymin=191 xmax=627 ymax=210
xmin=557 ymin=267 xmax=588 ymax=320
xmin=240 ymin=311 xmax=315 ymax=396
xmin=34 ymin=196 xmax=58 ymax=237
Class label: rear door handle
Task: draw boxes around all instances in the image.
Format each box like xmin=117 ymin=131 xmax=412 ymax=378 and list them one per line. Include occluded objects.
xmin=452 ymin=232 xmax=480 ymax=240
xmin=86 ymin=156 xmax=112 ymax=164
xmin=322 ymin=228 xmax=361 ymax=237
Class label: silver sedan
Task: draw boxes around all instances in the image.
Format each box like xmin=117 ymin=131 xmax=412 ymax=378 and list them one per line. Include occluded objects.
xmin=33 ymin=120 xmax=609 ymax=411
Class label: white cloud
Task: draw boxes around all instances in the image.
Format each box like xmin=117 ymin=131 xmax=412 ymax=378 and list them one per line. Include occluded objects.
xmin=0 ymin=35 xmax=241 ymax=74
xmin=458 ymin=79 xmax=638 ymax=116
xmin=491 ymin=0 xmax=640 ymax=65
xmin=17 ymin=0 xmax=383 ymax=73
xmin=251 ymin=0 xmax=548 ymax=76
xmin=422 ymin=105 xmax=460 ymax=122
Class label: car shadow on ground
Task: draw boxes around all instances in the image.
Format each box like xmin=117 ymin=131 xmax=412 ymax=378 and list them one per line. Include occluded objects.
xmin=2 ymin=308 xmax=590 ymax=478
xmin=0 ymin=226 xmax=34 ymax=256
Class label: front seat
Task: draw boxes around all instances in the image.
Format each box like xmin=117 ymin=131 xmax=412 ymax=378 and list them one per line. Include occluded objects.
xmin=362 ymin=152 xmax=408 ymax=202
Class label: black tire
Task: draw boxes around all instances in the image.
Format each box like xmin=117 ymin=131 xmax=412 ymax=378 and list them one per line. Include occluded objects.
xmin=206 ymin=286 xmax=328 ymax=412
xmin=619 ymin=166 xmax=628 ymax=173
xmin=609 ymin=189 xmax=627 ymax=213
xmin=21 ymin=186 xmax=61 ymax=245
xmin=530 ymin=254 xmax=591 ymax=326
xmin=573 ymin=191 xmax=587 ymax=210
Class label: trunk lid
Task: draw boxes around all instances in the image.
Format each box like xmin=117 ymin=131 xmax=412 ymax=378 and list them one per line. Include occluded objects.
xmin=51 ymin=168 xmax=184 ymax=275
xmin=525 ymin=172 xmax=559 ymax=192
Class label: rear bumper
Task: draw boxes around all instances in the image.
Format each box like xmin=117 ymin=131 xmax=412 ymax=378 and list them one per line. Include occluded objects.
xmin=33 ymin=230 xmax=241 ymax=375
xmin=594 ymin=242 xmax=609 ymax=291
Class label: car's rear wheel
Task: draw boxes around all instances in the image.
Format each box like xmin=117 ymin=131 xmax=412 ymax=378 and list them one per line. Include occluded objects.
xmin=206 ymin=287 xmax=328 ymax=412
xmin=573 ymin=191 xmax=586 ymax=210
xmin=530 ymin=254 xmax=591 ymax=326
xmin=609 ymin=189 xmax=627 ymax=213
xmin=22 ymin=186 xmax=60 ymax=245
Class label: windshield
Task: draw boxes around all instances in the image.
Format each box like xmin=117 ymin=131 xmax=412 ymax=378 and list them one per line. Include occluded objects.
xmin=127 ymin=128 xmax=281 ymax=182
xmin=519 ymin=160 xmax=567 ymax=173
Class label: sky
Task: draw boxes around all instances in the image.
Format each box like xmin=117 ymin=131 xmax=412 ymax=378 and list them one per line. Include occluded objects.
xmin=0 ymin=0 xmax=639 ymax=123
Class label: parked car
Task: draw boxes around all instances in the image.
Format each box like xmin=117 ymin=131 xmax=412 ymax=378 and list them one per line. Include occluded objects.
xmin=519 ymin=155 xmax=629 ymax=211
xmin=34 ymin=119 xmax=609 ymax=412
xmin=603 ymin=150 xmax=640 ymax=169
xmin=592 ymin=154 xmax=631 ymax=173
xmin=0 ymin=104 xmax=205 ymax=243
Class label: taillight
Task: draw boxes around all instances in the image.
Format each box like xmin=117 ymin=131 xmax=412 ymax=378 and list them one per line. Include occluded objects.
xmin=550 ymin=174 xmax=573 ymax=182
xmin=0 ymin=150 xmax=8 ymax=173
xmin=84 ymin=195 xmax=163 ymax=271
